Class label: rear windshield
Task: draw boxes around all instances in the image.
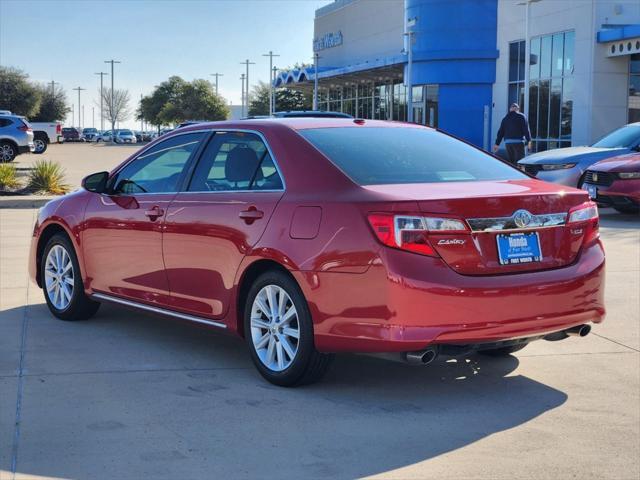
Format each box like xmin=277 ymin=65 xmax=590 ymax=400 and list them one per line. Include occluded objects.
xmin=299 ymin=127 xmax=527 ymax=185
xmin=119 ymin=130 xmax=133 ymax=135
xmin=592 ymin=125 xmax=640 ymax=148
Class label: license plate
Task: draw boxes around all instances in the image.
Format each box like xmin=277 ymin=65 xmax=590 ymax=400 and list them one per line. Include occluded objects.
xmin=582 ymin=183 xmax=597 ymax=199
xmin=496 ymin=232 xmax=542 ymax=265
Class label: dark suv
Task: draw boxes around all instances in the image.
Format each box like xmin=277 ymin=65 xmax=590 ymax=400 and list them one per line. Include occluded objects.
xmin=62 ymin=127 xmax=82 ymax=142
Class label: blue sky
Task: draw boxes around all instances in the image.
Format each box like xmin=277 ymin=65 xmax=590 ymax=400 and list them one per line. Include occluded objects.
xmin=0 ymin=0 xmax=325 ymax=127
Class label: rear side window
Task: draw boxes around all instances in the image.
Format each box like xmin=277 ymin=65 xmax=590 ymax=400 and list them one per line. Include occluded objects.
xmin=188 ymin=131 xmax=284 ymax=191
xmin=299 ymin=127 xmax=528 ymax=185
xmin=0 ymin=118 xmax=12 ymax=128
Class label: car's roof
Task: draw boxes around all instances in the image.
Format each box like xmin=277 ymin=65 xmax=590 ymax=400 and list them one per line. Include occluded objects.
xmin=177 ymin=117 xmax=426 ymax=133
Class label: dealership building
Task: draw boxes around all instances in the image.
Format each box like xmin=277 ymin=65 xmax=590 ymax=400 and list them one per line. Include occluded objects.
xmin=275 ymin=0 xmax=640 ymax=151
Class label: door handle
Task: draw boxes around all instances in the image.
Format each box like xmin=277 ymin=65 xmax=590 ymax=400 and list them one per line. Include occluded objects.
xmin=239 ymin=207 xmax=264 ymax=224
xmin=144 ymin=206 xmax=165 ymax=220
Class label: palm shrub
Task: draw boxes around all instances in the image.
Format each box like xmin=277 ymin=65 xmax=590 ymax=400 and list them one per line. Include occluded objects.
xmin=27 ymin=160 xmax=69 ymax=195
xmin=0 ymin=163 xmax=20 ymax=190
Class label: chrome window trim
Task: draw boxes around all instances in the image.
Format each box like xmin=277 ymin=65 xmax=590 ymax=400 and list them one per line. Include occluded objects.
xmin=183 ymin=128 xmax=287 ymax=194
xmin=466 ymin=212 xmax=567 ymax=232
xmin=92 ymin=293 xmax=227 ymax=329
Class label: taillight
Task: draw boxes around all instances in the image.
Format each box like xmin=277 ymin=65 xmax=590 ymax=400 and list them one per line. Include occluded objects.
xmin=568 ymin=201 xmax=599 ymax=246
xmin=56 ymin=124 xmax=61 ymax=134
xmin=367 ymin=213 xmax=468 ymax=257
xmin=18 ymin=124 xmax=32 ymax=132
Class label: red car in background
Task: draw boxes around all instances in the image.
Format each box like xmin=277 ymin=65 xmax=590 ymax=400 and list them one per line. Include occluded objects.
xmin=582 ymin=152 xmax=640 ymax=214
xmin=29 ymin=119 xmax=605 ymax=386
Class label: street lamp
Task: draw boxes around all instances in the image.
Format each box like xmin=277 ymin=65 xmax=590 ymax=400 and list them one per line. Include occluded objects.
xmin=403 ymin=16 xmax=417 ymax=123
xmin=72 ymin=87 xmax=85 ymax=129
xmin=262 ymin=51 xmax=280 ymax=115
xmin=210 ymin=72 xmax=224 ymax=96
xmin=95 ymin=72 xmax=108 ymax=131
xmin=517 ymin=0 xmax=542 ymax=121
xmin=104 ymin=59 xmax=121 ymax=141
xmin=313 ymin=52 xmax=320 ymax=111
xmin=240 ymin=73 xmax=246 ymax=117
xmin=239 ymin=59 xmax=256 ymax=110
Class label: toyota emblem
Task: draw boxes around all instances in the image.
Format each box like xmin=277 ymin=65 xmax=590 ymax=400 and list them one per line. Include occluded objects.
xmin=513 ymin=209 xmax=533 ymax=228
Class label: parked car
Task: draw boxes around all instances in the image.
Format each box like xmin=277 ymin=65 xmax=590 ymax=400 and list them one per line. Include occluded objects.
xmin=518 ymin=122 xmax=640 ymax=187
xmin=29 ymin=119 xmax=604 ymax=386
xmin=582 ymin=152 xmax=640 ymax=214
xmin=95 ymin=130 xmax=113 ymax=142
xmin=115 ymin=129 xmax=136 ymax=144
xmin=134 ymin=131 xmax=144 ymax=143
xmin=30 ymin=121 xmax=64 ymax=154
xmin=0 ymin=112 xmax=34 ymax=162
xmin=82 ymin=128 xmax=99 ymax=142
xmin=62 ymin=127 xmax=82 ymax=142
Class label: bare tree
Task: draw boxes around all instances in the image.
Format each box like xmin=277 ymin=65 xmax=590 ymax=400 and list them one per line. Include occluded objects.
xmin=97 ymin=87 xmax=131 ymax=140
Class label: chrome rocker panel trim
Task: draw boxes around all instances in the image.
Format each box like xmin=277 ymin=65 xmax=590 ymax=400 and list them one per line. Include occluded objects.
xmin=92 ymin=293 xmax=227 ymax=329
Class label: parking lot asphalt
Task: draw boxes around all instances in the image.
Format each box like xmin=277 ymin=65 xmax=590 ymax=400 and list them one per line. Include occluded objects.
xmin=1 ymin=144 xmax=639 ymax=480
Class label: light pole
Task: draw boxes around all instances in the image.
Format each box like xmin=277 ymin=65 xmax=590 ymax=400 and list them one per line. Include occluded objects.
xmin=272 ymin=66 xmax=278 ymax=113
xmin=82 ymin=104 xmax=85 ymax=129
xmin=239 ymin=59 xmax=256 ymax=109
xmin=210 ymin=73 xmax=224 ymax=96
xmin=92 ymin=107 xmax=95 ymax=128
xmin=71 ymin=103 xmax=74 ymax=126
xmin=140 ymin=93 xmax=144 ymax=133
xmin=104 ymin=59 xmax=121 ymax=141
xmin=313 ymin=52 xmax=320 ymax=110
xmin=72 ymin=87 xmax=85 ymax=129
xmin=519 ymin=1 xmax=542 ymax=119
xmin=95 ymin=72 xmax=108 ymax=131
xmin=49 ymin=80 xmax=59 ymax=96
xmin=403 ymin=16 xmax=417 ymax=123
xmin=262 ymin=51 xmax=280 ymax=115
xmin=240 ymin=73 xmax=246 ymax=117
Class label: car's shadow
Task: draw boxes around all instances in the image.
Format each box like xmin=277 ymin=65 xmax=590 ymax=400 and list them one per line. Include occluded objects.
xmin=3 ymin=303 xmax=568 ymax=479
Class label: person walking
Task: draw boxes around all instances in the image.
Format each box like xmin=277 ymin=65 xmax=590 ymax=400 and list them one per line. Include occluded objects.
xmin=493 ymin=103 xmax=532 ymax=165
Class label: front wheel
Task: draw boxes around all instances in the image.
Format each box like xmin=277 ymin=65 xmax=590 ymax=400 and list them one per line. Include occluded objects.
xmin=41 ymin=233 xmax=100 ymax=321
xmin=0 ymin=141 xmax=16 ymax=162
xmin=244 ymin=270 xmax=333 ymax=387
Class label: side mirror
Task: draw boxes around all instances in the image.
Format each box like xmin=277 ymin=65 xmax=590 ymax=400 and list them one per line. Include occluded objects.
xmin=82 ymin=171 xmax=109 ymax=193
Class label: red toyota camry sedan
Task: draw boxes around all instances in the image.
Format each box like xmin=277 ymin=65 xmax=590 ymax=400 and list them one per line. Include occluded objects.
xmin=29 ymin=119 xmax=605 ymax=386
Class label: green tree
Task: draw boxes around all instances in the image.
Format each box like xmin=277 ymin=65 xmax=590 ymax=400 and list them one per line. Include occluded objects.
xmin=0 ymin=67 xmax=42 ymax=117
xmin=138 ymin=76 xmax=228 ymax=128
xmin=31 ymin=84 xmax=69 ymax=122
xmin=248 ymin=81 xmax=312 ymax=116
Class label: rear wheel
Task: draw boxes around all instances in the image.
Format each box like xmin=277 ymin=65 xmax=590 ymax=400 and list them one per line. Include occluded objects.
xmin=41 ymin=233 xmax=100 ymax=321
xmin=0 ymin=141 xmax=16 ymax=162
xmin=479 ymin=343 xmax=528 ymax=357
xmin=244 ymin=270 xmax=333 ymax=387
xmin=33 ymin=136 xmax=47 ymax=154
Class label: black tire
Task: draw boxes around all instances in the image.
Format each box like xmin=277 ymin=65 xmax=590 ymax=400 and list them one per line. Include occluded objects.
xmin=0 ymin=141 xmax=17 ymax=162
xmin=614 ymin=206 xmax=639 ymax=214
xmin=33 ymin=136 xmax=47 ymax=154
xmin=244 ymin=270 xmax=333 ymax=387
xmin=479 ymin=343 xmax=528 ymax=357
xmin=41 ymin=233 xmax=100 ymax=321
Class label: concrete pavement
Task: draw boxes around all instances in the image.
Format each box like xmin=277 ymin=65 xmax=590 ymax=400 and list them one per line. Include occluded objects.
xmin=0 ymin=146 xmax=638 ymax=479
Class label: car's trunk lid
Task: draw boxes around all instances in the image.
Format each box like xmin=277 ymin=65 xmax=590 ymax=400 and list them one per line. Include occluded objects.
xmin=363 ymin=180 xmax=591 ymax=275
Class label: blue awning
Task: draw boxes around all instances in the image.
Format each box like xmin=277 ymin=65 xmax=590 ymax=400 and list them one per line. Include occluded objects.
xmin=597 ymin=24 xmax=640 ymax=43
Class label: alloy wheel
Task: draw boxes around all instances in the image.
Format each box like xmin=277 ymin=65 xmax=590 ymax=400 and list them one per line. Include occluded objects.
xmin=44 ymin=244 xmax=74 ymax=310
xmin=0 ymin=144 xmax=14 ymax=162
xmin=250 ymin=284 xmax=300 ymax=371
xmin=34 ymin=139 xmax=45 ymax=153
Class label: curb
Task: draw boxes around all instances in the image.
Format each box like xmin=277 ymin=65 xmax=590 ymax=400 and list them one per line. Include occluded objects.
xmin=0 ymin=195 xmax=57 ymax=209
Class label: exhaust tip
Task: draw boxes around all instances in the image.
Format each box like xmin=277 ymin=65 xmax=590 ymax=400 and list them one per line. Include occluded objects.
xmin=405 ymin=347 xmax=438 ymax=365
xmin=566 ymin=324 xmax=591 ymax=337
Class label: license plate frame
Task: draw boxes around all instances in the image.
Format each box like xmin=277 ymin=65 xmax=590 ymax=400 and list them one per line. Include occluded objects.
xmin=496 ymin=232 xmax=542 ymax=265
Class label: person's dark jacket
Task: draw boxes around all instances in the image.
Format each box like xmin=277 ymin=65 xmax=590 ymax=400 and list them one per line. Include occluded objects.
xmin=495 ymin=111 xmax=532 ymax=145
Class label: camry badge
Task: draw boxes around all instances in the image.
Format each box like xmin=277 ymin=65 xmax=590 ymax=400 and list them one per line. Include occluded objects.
xmin=438 ymin=239 xmax=466 ymax=245
xmin=513 ymin=209 xmax=534 ymax=229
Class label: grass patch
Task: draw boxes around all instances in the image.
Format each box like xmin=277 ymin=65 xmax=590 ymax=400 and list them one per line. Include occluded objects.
xmin=0 ymin=163 xmax=21 ymax=190
xmin=27 ymin=160 xmax=70 ymax=195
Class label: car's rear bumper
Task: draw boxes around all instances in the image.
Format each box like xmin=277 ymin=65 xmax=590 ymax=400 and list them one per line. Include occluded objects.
xmin=298 ymin=241 xmax=605 ymax=353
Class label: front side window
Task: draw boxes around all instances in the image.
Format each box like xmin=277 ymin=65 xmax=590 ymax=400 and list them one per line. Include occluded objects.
xmin=300 ymin=127 xmax=528 ymax=185
xmin=112 ymin=132 xmax=204 ymax=194
xmin=188 ymin=131 xmax=283 ymax=192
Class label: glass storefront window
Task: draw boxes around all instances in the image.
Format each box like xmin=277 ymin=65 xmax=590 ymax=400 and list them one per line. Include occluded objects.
xmin=527 ymin=30 xmax=574 ymax=151
xmin=629 ymin=54 xmax=640 ymax=123
xmin=508 ymin=40 xmax=525 ymax=108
